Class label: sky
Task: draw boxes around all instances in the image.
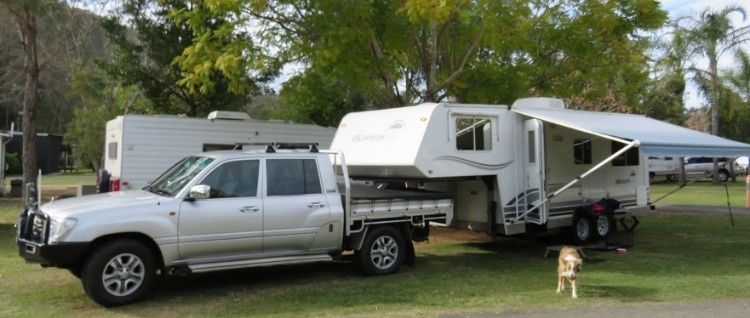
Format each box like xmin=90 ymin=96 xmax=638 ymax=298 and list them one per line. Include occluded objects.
xmin=660 ymin=0 xmax=750 ymax=109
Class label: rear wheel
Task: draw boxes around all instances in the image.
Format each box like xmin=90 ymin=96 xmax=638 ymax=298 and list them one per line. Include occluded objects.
xmin=593 ymin=214 xmax=612 ymax=240
xmin=358 ymin=226 xmax=406 ymax=276
xmin=81 ymin=239 xmax=156 ymax=307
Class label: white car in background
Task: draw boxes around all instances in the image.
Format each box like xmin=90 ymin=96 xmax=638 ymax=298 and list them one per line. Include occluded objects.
xmin=684 ymin=157 xmax=744 ymax=182
xmin=647 ymin=156 xmax=680 ymax=182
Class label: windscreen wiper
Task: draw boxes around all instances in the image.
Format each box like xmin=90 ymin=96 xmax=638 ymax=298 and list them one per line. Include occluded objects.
xmin=146 ymin=186 xmax=171 ymax=196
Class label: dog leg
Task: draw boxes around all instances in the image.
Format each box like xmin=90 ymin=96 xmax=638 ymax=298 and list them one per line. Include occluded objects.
xmin=561 ymin=278 xmax=565 ymax=291
xmin=571 ymin=279 xmax=578 ymax=299
xmin=556 ymin=277 xmax=562 ymax=293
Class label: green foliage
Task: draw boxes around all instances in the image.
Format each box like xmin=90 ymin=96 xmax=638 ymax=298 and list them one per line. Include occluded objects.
xmin=275 ymin=72 xmax=367 ymax=126
xmin=170 ymin=0 xmax=274 ymax=96
xmin=173 ymin=0 xmax=667 ymax=126
xmin=5 ymin=152 xmax=20 ymax=174
xmin=718 ymin=84 xmax=750 ymax=143
xmin=64 ymin=69 xmax=153 ymax=169
xmin=101 ymin=0 xmax=255 ymax=117
xmin=638 ymin=73 xmax=686 ymax=124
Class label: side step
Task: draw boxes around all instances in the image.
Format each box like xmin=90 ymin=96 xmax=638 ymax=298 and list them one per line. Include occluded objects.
xmin=188 ymin=254 xmax=334 ymax=274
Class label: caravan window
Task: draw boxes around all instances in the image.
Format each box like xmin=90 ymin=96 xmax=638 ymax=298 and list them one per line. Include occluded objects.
xmin=108 ymin=142 xmax=118 ymax=160
xmin=573 ymin=139 xmax=591 ymax=165
xmin=455 ymin=117 xmax=492 ymax=151
xmin=611 ymin=141 xmax=639 ymax=166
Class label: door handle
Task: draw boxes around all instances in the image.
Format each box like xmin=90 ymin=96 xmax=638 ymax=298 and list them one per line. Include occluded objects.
xmin=307 ymin=202 xmax=326 ymax=208
xmin=239 ymin=206 xmax=260 ymax=213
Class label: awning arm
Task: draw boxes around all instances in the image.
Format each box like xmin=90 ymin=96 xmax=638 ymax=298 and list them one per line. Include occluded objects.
xmin=511 ymin=140 xmax=641 ymax=223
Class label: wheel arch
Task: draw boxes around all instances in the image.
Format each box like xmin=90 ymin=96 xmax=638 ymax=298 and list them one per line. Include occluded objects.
xmin=80 ymin=232 xmax=165 ymax=272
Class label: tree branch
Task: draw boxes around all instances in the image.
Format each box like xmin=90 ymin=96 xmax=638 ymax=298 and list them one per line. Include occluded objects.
xmin=435 ymin=21 xmax=484 ymax=93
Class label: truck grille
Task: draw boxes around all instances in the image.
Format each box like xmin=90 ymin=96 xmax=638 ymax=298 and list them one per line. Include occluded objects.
xmin=21 ymin=212 xmax=48 ymax=244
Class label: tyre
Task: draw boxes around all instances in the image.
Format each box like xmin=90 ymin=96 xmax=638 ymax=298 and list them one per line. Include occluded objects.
xmin=649 ymin=172 xmax=655 ymax=183
xmin=593 ymin=214 xmax=612 ymax=240
xmin=98 ymin=169 xmax=110 ymax=193
xmin=357 ymin=226 xmax=406 ymax=276
xmin=81 ymin=239 xmax=156 ymax=307
xmin=667 ymin=174 xmax=679 ymax=182
xmin=571 ymin=213 xmax=593 ymax=243
xmin=716 ymin=169 xmax=729 ymax=182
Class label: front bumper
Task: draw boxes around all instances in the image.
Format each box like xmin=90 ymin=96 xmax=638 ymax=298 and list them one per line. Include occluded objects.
xmin=17 ymin=240 xmax=88 ymax=267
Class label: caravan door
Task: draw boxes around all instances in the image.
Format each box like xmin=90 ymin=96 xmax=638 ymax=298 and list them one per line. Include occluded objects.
xmin=523 ymin=119 xmax=547 ymax=224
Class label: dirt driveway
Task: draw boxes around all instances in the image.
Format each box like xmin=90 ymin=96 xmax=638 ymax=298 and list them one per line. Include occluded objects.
xmin=444 ymin=299 xmax=750 ymax=317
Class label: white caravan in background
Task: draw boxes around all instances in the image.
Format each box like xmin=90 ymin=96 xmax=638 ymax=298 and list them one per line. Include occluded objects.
xmin=103 ymin=111 xmax=336 ymax=191
xmin=330 ymin=98 xmax=750 ymax=241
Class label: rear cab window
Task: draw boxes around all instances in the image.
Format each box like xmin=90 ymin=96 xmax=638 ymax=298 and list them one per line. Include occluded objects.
xmin=266 ymin=158 xmax=322 ymax=196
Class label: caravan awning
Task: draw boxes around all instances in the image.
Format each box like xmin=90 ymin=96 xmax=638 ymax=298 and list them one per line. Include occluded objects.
xmin=513 ymin=107 xmax=750 ymax=157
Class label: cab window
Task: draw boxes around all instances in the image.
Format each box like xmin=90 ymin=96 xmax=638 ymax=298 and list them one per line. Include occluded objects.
xmin=200 ymin=160 xmax=260 ymax=198
xmin=266 ymin=159 xmax=322 ymax=196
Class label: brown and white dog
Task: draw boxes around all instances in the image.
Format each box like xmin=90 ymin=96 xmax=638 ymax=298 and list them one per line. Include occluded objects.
xmin=556 ymin=247 xmax=583 ymax=298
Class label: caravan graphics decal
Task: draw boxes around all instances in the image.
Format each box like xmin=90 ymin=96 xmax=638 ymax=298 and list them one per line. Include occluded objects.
xmin=351 ymin=120 xmax=406 ymax=143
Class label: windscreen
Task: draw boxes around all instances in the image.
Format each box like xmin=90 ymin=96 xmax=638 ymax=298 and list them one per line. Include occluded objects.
xmin=146 ymin=156 xmax=215 ymax=196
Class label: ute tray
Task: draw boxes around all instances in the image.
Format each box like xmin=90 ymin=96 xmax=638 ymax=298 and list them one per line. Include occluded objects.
xmin=342 ymin=184 xmax=453 ymax=201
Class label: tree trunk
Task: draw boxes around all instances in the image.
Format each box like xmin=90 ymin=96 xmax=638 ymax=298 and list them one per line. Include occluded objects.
xmin=11 ymin=7 xmax=39 ymax=201
xmin=187 ymin=97 xmax=197 ymax=117
xmin=424 ymin=20 xmax=438 ymax=102
xmin=729 ymin=158 xmax=736 ymax=182
xmin=709 ymin=55 xmax=720 ymax=184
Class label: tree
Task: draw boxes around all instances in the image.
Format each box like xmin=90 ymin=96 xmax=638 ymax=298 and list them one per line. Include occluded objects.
xmin=637 ymin=28 xmax=691 ymax=125
xmin=677 ymin=6 xmax=750 ymax=182
xmin=172 ymin=0 xmax=666 ymax=126
xmin=1 ymin=0 xmax=47 ymax=199
xmin=65 ymin=69 xmax=153 ymax=171
xmin=727 ymin=50 xmax=750 ymax=100
xmin=101 ymin=0 xmax=255 ymax=117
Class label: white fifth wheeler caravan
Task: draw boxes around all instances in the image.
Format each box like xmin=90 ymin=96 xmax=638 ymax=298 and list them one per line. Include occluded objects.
xmin=330 ymin=98 xmax=750 ymax=241
xmin=103 ymin=111 xmax=335 ymax=191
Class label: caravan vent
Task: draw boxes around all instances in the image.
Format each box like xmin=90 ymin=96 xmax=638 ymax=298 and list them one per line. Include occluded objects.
xmin=207 ymin=111 xmax=251 ymax=121
xmin=512 ymin=97 xmax=566 ymax=110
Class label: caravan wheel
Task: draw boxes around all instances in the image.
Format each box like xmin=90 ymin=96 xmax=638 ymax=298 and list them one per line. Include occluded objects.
xmin=572 ymin=214 xmax=593 ymax=243
xmin=594 ymin=214 xmax=611 ymax=239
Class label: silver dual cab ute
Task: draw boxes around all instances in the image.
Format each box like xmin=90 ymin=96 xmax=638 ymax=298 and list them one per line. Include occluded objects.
xmin=17 ymin=144 xmax=453 ymax=306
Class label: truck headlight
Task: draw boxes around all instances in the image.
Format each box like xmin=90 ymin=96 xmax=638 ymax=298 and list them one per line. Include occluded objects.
xmin=48 ymin=218 xmax=77 ymax=244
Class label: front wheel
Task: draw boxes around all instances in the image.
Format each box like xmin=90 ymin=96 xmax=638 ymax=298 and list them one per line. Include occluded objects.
xmin=81 ymin=239 xmax=156 ymax=307
xmin=571 ymin=214 xmax=593 ymax=243
xmin=357 ymin=226 xmax=406 ymax=276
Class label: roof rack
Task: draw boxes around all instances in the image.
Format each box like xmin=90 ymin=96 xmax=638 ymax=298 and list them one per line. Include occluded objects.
xmin=234 ymin=142 xmax=319 ymax=153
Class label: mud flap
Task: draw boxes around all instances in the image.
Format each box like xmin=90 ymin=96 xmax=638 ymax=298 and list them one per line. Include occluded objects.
xmin=405 ymin=240 xmax=416 ymax=266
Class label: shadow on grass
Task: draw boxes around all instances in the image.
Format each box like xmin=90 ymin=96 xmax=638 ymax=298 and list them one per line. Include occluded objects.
xmin=584 ymin=285 xmax=658 ymax=301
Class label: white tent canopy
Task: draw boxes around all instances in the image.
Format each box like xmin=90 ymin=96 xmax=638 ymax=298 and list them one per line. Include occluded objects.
xmin=513 ymin=107 xmax=750 ymax=157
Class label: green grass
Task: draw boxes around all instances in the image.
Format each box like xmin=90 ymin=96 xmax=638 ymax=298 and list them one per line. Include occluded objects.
xmin=4 ymin=171 xmax=96 ymax=188
xmin=650 ymin=181 xmax=747 ymax=207
xmin=3 ymin=201 xmax=750 ymax=317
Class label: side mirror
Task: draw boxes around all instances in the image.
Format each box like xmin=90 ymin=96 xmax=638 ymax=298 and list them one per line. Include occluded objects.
xmin=188 ymin=185 xmax=211 ymax=200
